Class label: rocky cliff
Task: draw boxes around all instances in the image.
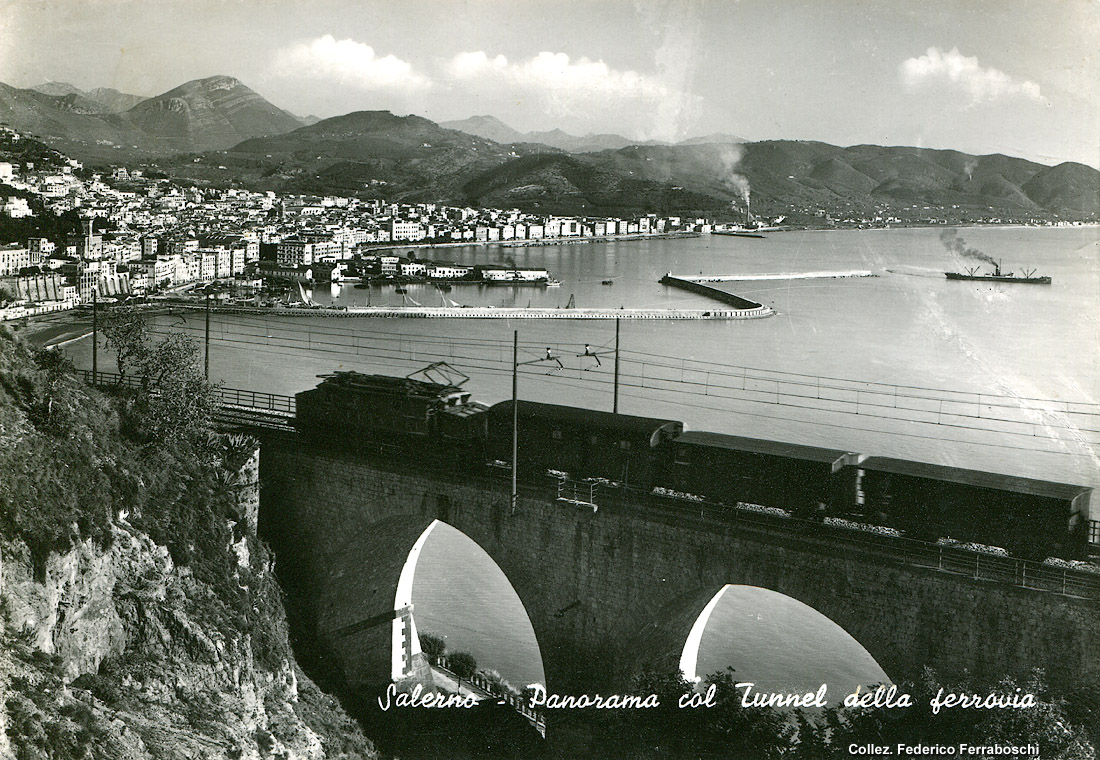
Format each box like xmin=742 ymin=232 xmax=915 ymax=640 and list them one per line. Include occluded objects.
xmin=0 ymin=326 xmax=376 ymax=760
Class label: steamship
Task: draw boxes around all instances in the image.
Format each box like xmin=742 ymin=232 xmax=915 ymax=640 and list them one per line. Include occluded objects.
xmin=944 ymin=261 xmax=1051 ymax=284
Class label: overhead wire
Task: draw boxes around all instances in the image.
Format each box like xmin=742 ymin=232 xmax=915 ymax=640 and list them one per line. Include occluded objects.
xmin=137 ymin=326 xmax=1100 ymax=454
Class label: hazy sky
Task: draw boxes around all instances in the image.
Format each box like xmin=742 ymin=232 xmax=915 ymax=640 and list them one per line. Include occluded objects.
xmin=1 ymin=0 xmax=1097 ymax=167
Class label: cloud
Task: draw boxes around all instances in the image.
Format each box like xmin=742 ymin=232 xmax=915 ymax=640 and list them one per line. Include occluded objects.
xmin=272 ymin=35 xmax=431 ymax=91
xmin=445 ymin=50 xmax=667 ymax=117
xmin=900 ymin=47 xmax=1047 ymax=104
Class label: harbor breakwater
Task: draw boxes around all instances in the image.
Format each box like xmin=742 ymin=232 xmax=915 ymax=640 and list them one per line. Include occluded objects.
xmin=658 ymin=275 xmax=768 ymax=310
xmin=671 ymin=270 xmax=876 ymax=282
xmin=174 ymin=304 xmax=774 ymax=320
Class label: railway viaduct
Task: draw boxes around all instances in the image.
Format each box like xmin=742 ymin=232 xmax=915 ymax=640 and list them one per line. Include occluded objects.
xmin=256 ymin=436 xmax=1100 ymax=702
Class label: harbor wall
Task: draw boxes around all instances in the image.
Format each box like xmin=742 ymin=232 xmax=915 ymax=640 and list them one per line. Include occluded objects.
xmin=659 ymin=275 xmax=765 ymax=310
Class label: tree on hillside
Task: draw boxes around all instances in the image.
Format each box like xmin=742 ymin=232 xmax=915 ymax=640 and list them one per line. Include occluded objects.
xmin=99 ymin=309 xmax=219 ymax=442
xmin=137 ymin=332 xmax=219 ymax=442
xmin=101 ymin=308 xmax=149 ymax=378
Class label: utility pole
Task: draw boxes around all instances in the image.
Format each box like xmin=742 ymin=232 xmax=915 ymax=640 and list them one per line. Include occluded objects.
xmin=204 ymin=289 xmax=211 ymax=379
xmin=613 ymin=317 xmax=620 ymax=414
xmin=91 ymin=288 xmax=98 ymax=382
xmin=511 ymin=330 xmax=518 ymax=516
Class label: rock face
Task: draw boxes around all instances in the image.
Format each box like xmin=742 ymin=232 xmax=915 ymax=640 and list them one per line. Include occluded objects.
xmin=0 ymin=447 xmax=375 ymax=760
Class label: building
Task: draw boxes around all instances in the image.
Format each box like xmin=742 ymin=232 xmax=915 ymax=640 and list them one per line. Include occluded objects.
xmin=390 ymin=221 xmax=426 ymax=241
xmin=2 ymin=197 xmax=33 ymax=218
xmin=277 ymin=239 xmax=314 ymax=268
xmin=427 ymin=263 xmax=473 ymax=279
xmin=0 ymin=244 xmax=31 ymax=276
xmin=477 ymin=266 xmax=550 ymax=282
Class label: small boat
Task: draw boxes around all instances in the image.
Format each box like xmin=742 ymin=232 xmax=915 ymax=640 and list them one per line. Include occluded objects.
xmin=601 ymin=279 xmax=615 ymax=286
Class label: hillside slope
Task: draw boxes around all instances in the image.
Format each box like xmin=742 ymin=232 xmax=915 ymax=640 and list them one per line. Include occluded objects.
xmin=0 ymin=328 xmax=376 ymax=759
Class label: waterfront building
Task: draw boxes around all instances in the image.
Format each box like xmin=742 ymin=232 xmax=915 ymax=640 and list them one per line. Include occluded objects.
xmin=478 ymin=266 xmax=550 ymax=282
xmin=390 ymin=220 xmax=426 ymax=241
xmin=427 ymin=263 xmax=473 ymax=279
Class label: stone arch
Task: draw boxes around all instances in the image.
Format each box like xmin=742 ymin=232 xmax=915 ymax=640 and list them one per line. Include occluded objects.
xmin=624 ymin=582 xmax=890 ymax=691
xmin=293 ymin=512 xmax=545 ymax=697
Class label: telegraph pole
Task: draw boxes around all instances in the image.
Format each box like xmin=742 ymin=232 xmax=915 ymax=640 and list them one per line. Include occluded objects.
xmin=511 ymin=330 xmax=519 ymax=516
xmin=613 ymin=317 xmax=620 ymax=414
xmin=91 ymin=288 xmax=98 ymax=382
xmin=204 ymin=289 xmax=211 ymax=379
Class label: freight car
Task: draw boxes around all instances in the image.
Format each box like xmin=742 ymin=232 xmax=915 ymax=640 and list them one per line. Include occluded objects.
xmin=291 ymin=369 xmax=1094 ymax=560
xmin=485 ymin=400 xmax=682 ymax=491
xmin=855 ymin=457 xmax=1092 ymax=560
xmin=667 ymin=432 xmax=860 ymax=517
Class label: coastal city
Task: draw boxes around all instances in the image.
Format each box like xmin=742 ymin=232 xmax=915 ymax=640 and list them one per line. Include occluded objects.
xmin=0 ymin=124 xmax=721 ymax=317
xmin=1 ymin=122 xmax=1090 ymax=320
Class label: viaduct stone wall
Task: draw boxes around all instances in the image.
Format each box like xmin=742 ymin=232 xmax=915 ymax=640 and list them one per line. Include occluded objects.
xmin=259 ymin=441 xmax=1100 ymax=698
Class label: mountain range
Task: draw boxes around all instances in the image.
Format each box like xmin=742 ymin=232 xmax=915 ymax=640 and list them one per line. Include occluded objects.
xmin=199 ymin=112 xmax=1099 ymax=218
xmin=1 ymin=73 xmax=1096 ymax=218
xmin=0 ymin=76 xmax=305 ymax=157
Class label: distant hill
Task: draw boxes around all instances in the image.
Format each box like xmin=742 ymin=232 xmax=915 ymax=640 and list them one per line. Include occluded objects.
xmin=441 ymin=115 xmax=664 ymax=153
xmin=86 ymin=87 xmax=146 ymax=113
xmin=0 ymin=81 xmax=137 ymax=149
xmin=31 ymin=81 xmax=83 ymax=97
xmin=122 ymin=76 xmax=304 ymax=153
xmin=165 ymin=113 xmax=1099 ymax=218
xmin=30 ymin=82 xmax=146 ymax=113
xmin=576 ymin=141 xmax=1100 ymax=216
xmin=440 ymin=115 xmax=526 ymax=144
xmin=0 ymin=76 xmax=303 ymax=158
xmin=222 ymin=110 xmax=547 ymax=200
xmin=678 ymin=133 xmax=746 ymax=145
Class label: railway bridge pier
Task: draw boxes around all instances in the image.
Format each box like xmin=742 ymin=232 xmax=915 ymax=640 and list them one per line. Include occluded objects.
xmin=257 ymin=438 xmax=1100 ymax=702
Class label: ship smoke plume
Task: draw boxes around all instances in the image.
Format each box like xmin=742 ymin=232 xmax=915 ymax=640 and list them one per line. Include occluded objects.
xmin=940 ymin=229 xmax=996 ymax=266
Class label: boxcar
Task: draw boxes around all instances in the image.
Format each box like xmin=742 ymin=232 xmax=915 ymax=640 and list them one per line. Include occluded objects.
xmin=855 ymin=457 xmax=1092 ymax=559
xmin=485 ymin=400 xmax=683 ymax=490
xmin=669 ymin=431 xmax=859 ymax=514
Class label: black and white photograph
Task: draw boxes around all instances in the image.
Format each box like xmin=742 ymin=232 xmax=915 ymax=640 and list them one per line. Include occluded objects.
xmin=0 ymin=1 xmax=1098 ymax=757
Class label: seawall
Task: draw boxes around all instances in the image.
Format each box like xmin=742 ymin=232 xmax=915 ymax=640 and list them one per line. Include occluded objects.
xmin=659 ymin=274 xmax=766 ymax=310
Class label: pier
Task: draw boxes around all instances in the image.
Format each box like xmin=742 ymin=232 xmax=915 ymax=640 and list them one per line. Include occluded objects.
xmin=669 ymin=270 xmax=875 ymax=282
xmin=178 ymin=304 xmax=775 ymax=320
xmin=658 ymin=274 xmax=767 ymax=310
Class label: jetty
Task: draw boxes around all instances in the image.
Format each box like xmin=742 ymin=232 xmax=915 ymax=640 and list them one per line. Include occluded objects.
xmin=177 ymin=304 xmax=774 ymax=320
xmin=658 ymin=274 xmax=768 ymax=311
xmin=670 ymin=270 xmax=875 ymax=282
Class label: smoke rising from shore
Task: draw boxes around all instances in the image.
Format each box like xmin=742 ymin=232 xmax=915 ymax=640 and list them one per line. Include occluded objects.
xmin=940 ymin=229 xmax=996 ymax=266
xmin=716 ymin=144 xmax=751 ymax=210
